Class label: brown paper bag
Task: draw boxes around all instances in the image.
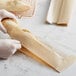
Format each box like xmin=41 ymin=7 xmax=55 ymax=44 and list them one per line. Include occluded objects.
xmin=0 ymin=0 xmax=36 ymax=17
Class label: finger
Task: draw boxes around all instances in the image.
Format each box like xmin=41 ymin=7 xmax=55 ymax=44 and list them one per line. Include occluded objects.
xmin=11 ymin=48 xmax=17 ymax=54
xmin=7 ymin=39 xmax=21 ymax=49
xmin=6 ymin=44 xmax=17 ymax=55
xmin=4 ymin=10 xmax=17 ymax=21
xmin=0 ymin=9 xmax=17 ymax=21
xmin=14 ymin=43 xmax=21 ymax=49
xmin=5 ymin=39 xmax=21 ymax=44
xmin=11 ymin=39 xmax=21 ymax=44
xmin=0 ymin=22 xmax=7 ymax=33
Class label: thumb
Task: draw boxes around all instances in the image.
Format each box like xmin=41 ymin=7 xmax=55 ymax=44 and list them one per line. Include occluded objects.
xmin=0 ymin=22 xmax=7 ymax=33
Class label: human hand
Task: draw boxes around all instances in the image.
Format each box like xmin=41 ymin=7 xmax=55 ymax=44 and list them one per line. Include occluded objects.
xmin=0 ymin=9 xmax=17 ymax=33
xmin=0 ymin=39 xmax=21 ymax=59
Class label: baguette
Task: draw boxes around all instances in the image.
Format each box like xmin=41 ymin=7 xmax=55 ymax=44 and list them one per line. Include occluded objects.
xmin=57 ymin=0 xmax=74 ymax=24
xmin=46 ymin=0 xmax=63 ymax=24
xmin=2 ymin=18 xmax=76 ymax=72
xmin=47 ymin=0 xmax=74 ymax=25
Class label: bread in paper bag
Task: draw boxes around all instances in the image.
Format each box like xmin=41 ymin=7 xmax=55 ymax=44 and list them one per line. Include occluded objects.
xmin=0 ymin=0 xmax=36 ymax=17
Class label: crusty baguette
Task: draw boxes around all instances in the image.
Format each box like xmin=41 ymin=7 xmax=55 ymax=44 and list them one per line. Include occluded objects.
xmin=46 ymin=0 xmax=74 ymax=25
xmin=57 ymin=0 xmax=74 ymax=24
xmin=46 ymin=0 xmax=63 ymax=24
xmin=19 ymin=46 xmax=59 ymax=72
xmin=2 ymin=18 xmax=76 ymax=72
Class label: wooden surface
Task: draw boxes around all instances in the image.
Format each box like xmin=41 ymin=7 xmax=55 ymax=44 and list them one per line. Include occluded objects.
xmin=0 ymin=0 xmax=76 ymax=76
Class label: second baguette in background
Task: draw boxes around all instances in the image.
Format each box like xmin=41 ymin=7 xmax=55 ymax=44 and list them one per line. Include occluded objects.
xmin=46 ymin=0 xmax=75 ymax=25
